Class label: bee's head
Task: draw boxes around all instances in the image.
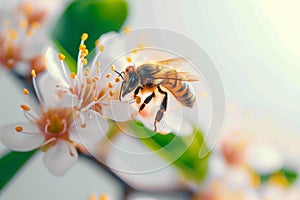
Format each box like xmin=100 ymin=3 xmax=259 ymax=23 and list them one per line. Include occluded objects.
xmin=121 ymin=65 xmax=139 ymax=97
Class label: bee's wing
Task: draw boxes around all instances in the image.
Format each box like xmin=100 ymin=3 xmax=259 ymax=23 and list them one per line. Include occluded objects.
xmin=153 ymin=71 xmax=200 ymax=82
xmin=156 ymin=57 xmax=187 ymax=66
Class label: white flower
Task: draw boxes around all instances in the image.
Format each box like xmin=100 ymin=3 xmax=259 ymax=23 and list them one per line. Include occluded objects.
xmin=0 ymin=70 xmax=106 ymax=176
xmin=0 ymin=0 xmax=65 ymax=74
xmin=44 ymin=33 xmax=134 ymax=130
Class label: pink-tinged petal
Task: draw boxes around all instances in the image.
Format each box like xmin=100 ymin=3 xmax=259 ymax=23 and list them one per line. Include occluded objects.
xmin=37 ymin=73 xmax=58 ymax=107
xmin=43 ymin=140 xmax=78 ymax=176
xmin=0 ymin=123 xmax=44 ymax=151
xmin=101 ymin=101 xmax=136 ymax=122
xmin=70 ymin=111 xmax=108 ymax=146
xmin=58 ymin=94 xmax=80 ymax=107
xmin=45 ymin=47 xmax=70 ymax=88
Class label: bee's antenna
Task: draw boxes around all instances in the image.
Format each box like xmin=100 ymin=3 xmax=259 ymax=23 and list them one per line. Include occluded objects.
xmin=115 ymin=70 xmax=124 ymax=80
xmin=110 ymin=65 xmax=124 ymax=80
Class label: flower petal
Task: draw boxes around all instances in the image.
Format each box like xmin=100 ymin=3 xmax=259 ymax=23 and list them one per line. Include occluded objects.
xmin=43 ymin=140 xmax=78 ymax=176
xmin=37 ymin=73 xmax=58 ymax=107
xmin=45 ymin=47 xmax=70 ymax=88
xmin=70 ymin=111 xmax=108 ymax=146
xmin=58 ymin=93 xmax=80 ymax=107
xmin=0 ymin=123 xmax=44 ymax=151
xmin=101 ymin=101 xmax=135 ymax=122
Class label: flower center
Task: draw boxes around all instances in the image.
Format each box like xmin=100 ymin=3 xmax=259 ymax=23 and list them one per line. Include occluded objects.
xmin=47 ymin=115 xmax=64 ymax=134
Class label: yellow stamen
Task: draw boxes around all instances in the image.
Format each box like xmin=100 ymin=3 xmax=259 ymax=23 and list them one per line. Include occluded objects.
xmin=199 ymin=92 xmax=206 ymax=97
xmin=108 ymin=82 xmax=113 ymax=88
xmin=22 ymin=2 xmax=32 ymax=14
xmin=58 ymin=53 xmax=65 ymax=61
xmin=115 ymin=77 xmax=121 ymax=83
xmin=70 ymin=72 xmax=76 ymax=79
xmin=106 ymin=73 xmax=111 ymax=78
xmin=94 ymin=97 xmax=98 ymax=101
xmin=132 ymin=48 xmax=138 ymax=54
xmin=31 ymin=69 xmax=36 ymax=77
xmin=82 ymin=59 xmax=88 ymax=66
xmin=26 ymin=29 xmax=33 ymax=36
xmin=9 ymin=29 xmax=18 ymax=40
xmin=19 ymin=20 xmax=27 ymax=29
xmin=23 ymin=88 xmax=29 ymax=95
xmin=88 ymin=194 xmax=97 ymax=200
xmin=84 ymin=68 xmax=89 ymax=76
xmin=110 ymin=65 xmax=115 ymax=71
xmin=99 ymin=45 xmax=104 ymax=52
xmin=109 ymin=90 xmax=114 ymax=96
xmin=94 ymin=39 xmax=99 ymax=47
xmin=82 ymin=49 xmax=89 ymax=56
xmin=15 ymin=126 xmax=23 ymax=132
xmin=31 ymin=21 xmax=40 ymax=28
xmin=123 ymin=26 xmax=131 ymax=33
xmin=80 ymin=123 xmax=87 ymax=128
xmin=100 ymin=194 xmax=110 ymax=200
xmin=20 ymin=104 xmax=30 ymax=111
xmin=79 ymin=44 xmax=86 ymax=50
xmin=269 ymin=173 xmax=289 ymax=187
xmin=96 ymin=62 xmax=101 ymax=67
xmin=81 ymin=33 xmax=88 ymax=41
xmin=126 ymin=57 xmax=132 ymax=62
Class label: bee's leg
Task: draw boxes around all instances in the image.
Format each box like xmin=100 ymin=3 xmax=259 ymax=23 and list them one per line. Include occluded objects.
xmin=139 ymin=92 xmax=155 ymax=112
xmin=119 ymin=81 xmax=125 ymax=101
xmin=154 ymin=85 xmax=168 ymax=132
xmin=134 ymin=86 xmax=143 ymax=104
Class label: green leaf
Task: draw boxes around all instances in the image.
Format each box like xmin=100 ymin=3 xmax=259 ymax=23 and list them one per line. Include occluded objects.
xmin=0 ymin=150 xmax=37 ymax=191
xmin=52 ymin=0 xmax=128 ymax=62
xmin=127 ymin=121 xmax=210 ymax=183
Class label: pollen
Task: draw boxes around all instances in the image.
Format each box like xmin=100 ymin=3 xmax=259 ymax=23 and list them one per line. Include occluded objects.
xmin=80 ymin=123 xmax=87 ymax=128
xmin=100 ymin=194 xmax=110 ymax=200
xmin=94 ymin=97 xmax=98 ymax=101
xmin=9 ymin=29 xmax=18 ymax=40
xmin=106 ymin=73 xmax=111 ymax=78
xmin=26 ymin=29 xmax=33 ymax=36
xmin=96 ymin=62 xmax=101 ymax=67
xmin=110 ymin=65 xmax=115 ymax=71
xmin=81 ymin=33 xmax=88 ymax=41
xmin=70 ymin=72 xmax=76 ymax=79
xmin=99 ymin=45 xmax=105 ymax=52
xmin=126 ymin=57 xmax=132 ymax=62
xmin=58 ymin=53 xmax=65 ymax=61
xmin=109 ymin=90 xmax=114 ymax=96
xmin=31 ymin=21 xmax=40 ymax=28
xmin=132 ymin=48 xmax=138 ymax=54
xmin=23 ymin=88 xmax=29 ymax=95
xmin=79 ymin=44 xmax=86 ymax=50
xmin=31 ymin=69 xmax=36 ymax=77
xmin=15 ymin=126 xmax=23 ymax=132
xmin=84 ymin=68 xmax=90 ymax=76
xmin=115 ymin=77 xmax=121 ymax=83
xmin=82 ymin=59 xmax=88 ymax=66
xmin=94 ymin=39 xmax=99 ymax=47
xmin=123 ymin=26 xmax=131 ymax=33
xmin=19 ymin=20 xmax=27 ymax=29
xmin=82 ymin=48 xmax=89 ymax=56
xmin=108 ymin=82 xmax=113 ymax=88
xmin=20 ymin=104 xmax=30 ymax=111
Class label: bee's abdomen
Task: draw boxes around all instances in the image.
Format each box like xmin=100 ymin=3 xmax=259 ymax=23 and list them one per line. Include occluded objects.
xmin=162 ymin=80 xmax=195 ymax=107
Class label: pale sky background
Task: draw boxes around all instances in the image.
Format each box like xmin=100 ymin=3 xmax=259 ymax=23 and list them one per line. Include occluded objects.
xmin=1 ymin=1 xmax=300 ymax=200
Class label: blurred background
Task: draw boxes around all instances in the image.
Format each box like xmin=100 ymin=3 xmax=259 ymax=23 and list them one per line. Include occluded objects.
xmin=0 ymin=0 xmax=299 ymax=199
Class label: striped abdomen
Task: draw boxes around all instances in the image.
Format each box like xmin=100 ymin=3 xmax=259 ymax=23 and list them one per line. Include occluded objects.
xmin=162 ymin=78 xmax=196 ymax=107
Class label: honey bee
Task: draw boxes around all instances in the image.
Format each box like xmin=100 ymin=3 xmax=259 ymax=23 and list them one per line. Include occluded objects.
xmin=115 ymin=58 xmax=200 ymax=132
